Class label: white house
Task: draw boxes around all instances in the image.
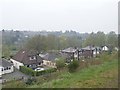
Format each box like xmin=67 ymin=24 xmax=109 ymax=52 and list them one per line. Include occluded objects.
xmin=0 ymin=58 xmax=14 ymax=77
xmin=93 ymin=47 xmax=102 ymax=57
xmin=10 ymin=59 xmax=24 ymax=70
xmin=102 ymin=46 xmax=109 ymax=51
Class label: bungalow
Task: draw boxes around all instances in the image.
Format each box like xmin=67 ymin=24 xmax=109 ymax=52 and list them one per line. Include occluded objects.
xmin=10 ymin=49 xmax=43 ymax=70
xmin=0 ymin=58 xmax=14 ymax=77
xmin=42 ymin=52 xmax=61 ymax=68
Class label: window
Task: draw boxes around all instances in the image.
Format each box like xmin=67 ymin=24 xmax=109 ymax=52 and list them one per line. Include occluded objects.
xmin=4 ymin=67 xmax=7 ymax=70
xmin=30 ymin=56 xmax=36 ymax=60
xmin=6 ymin=67 xmax=9 ymax=70
xmin=1 ymin=68 xmax=3 ymax=71
xmin=8 ymin=67 xmax=11 ymax=69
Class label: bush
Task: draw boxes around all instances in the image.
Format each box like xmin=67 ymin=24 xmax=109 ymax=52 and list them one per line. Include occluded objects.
xmin=26 ymin=77 xmax=37 ymax=85
xmin=68 ymin=60 xmax=79 ymax=73
xmin=56 ymin=58 xmax=65 ymax=70
xmin=20 ymin=66 xmax=36 ymax=76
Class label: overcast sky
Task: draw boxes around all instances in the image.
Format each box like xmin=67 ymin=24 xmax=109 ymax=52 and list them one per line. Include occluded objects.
xmin=0 ymin=0 xmax=119 ymax=33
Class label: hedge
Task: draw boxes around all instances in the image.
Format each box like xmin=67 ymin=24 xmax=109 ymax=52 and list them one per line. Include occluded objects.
xmin=20 ymin=66 xmax=36 ymax=76
xmin=20 ymin=66 xmax=57 ymax=76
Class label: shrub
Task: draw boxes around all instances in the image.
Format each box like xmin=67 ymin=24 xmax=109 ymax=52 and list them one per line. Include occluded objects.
xmin=26 ymin=77 xmax=37 ymax=85
xmin=55 ymin=58 xmax=65 ymax=70
xmin=68 ymin=60 xmax=79 ymax=73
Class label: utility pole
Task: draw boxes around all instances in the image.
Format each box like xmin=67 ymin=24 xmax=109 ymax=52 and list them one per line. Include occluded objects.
xmin=77 ymin=49 xmax=80 ymax=61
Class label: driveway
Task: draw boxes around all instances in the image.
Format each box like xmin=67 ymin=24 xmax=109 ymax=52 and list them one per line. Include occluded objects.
xmin=1 ymin=67 xmax=30 ymax=82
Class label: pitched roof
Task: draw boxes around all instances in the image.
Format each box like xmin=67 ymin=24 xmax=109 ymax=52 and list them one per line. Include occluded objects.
xmin=42 ymin=52 xmax=61 ymax=62
xmin=12 ymin=49 xmax=43 ymax=65
xmin=0 ymin=58 xmax=13 ymax=67
xmin=61 ymin=47 xmax=77 ymax=53
xmin=60 ymin=52 xmax=72 ymax=59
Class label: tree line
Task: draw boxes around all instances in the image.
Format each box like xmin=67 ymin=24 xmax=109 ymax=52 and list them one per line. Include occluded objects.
xmin=25 ymin=31 xmax=118 ymax=53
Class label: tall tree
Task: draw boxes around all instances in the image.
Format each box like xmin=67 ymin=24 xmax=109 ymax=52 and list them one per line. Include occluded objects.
xmin=95 ymin=31 xmax=106 ymax=46
xmin=106 ymin=31 xmax=118 ymax=47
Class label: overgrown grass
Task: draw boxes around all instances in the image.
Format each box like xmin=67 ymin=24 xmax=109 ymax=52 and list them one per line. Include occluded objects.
xmin=2 ymin=80 xmax=27 ymax=88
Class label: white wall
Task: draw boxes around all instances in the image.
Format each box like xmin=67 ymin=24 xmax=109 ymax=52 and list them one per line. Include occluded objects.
xmin=4 ymin=66 xmax=14 ymax=74
xmin=93 ymin=51 xmax=100 ymax=55
xmin=74 ymin=53 xmax=78 ymax=58
xmin=10 ymin=59 xmax=24 ymax=69
xmin=0 ymin=65 xmax=14 ymax=75
xmin=93 ymin=50 xmax=100 ymax=57
xmin=102 ymin=46 xmax=109 ymax=51
xmin=0 ymin=67 xmax=2 ymax=77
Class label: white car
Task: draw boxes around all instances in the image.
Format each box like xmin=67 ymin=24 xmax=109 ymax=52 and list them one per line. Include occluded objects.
xmin=34 ymin=68 xmax=45 ymax=71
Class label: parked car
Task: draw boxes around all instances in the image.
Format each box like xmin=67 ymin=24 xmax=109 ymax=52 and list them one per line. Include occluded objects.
xmin=34 ymin=68 xmax=45 ymax=71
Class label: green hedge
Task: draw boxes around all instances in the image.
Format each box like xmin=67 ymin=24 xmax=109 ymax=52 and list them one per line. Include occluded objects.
xmin=20 ymin=66 xmax=36 ymax=76
xmin=20 ymin=66 xmax=57 ymax=76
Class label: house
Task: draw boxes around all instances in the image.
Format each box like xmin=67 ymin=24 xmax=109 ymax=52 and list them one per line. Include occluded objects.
xmin=60 ymin=52 xmax=72 ymax=63
xmin=79 ymin=46 xmax=102 ymax=58
xmin=102 ymin=46 xmax=109 ymax=51
xmin=42 ymin=52 xmax=61 ymax=68
xmin=93 ymin=47 xmax=102 ymax=57
xmin=0 ymin=58 xmax=14 ymax=77
xmin=61 ymin=47 xmax=77 ymax=60
xmin=79 ymin=46 xmax=95 ymax=58
xmin=10 ymin=49 xmax=43 ymax=70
